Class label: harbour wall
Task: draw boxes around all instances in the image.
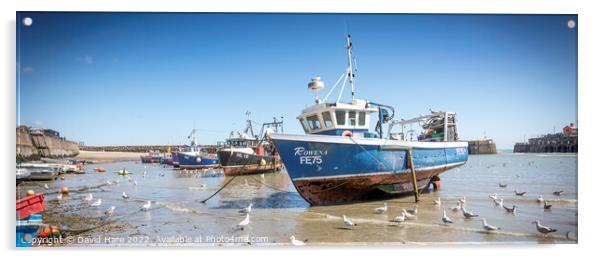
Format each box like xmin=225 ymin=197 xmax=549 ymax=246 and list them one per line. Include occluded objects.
xmin=80 ymin=145 xmax=218 ymax=153
xmin=17 ymin=126 xmax=80 ymax=162
xmin=465 ymin=139 xmax=497 ymax=155
xmin=513 ymin=133 xmax=577 ymax=153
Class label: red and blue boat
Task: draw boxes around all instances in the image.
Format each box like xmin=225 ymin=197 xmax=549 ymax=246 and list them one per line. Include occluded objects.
xmin=268 ymin=35 xmax=468 ymax=206
xmin=177 ymin=129 xmax=220 ymax=170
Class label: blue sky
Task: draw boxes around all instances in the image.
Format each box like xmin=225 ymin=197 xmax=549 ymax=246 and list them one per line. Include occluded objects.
xmin=16 ymin=13 xmax=577 ymax=149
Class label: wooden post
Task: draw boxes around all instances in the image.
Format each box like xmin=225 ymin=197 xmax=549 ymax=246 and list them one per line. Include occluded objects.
xmin=407 ymin=149 xmax=420 ymax=202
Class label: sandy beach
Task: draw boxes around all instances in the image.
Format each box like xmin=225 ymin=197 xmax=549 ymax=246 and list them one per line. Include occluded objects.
xmin=76 ymin=151 xmax=145 ymax=163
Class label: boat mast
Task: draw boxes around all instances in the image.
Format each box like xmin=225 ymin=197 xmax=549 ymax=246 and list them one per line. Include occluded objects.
xmin=188 ymin=128 xmax=197 ymax=146
xmin=346 ymin=34 xmax=355 ymax=101
xmin=244 ymin=111 xmax=255 ymax=138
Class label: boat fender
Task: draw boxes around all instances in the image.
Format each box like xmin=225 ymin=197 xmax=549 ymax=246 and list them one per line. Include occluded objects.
xmin=259 ymin=158 xmax=266 ymax=166
xmin=342 ymin=130 xmax=353 ymax=137
xmin=196 ymin=157 xmax=201 ymax=163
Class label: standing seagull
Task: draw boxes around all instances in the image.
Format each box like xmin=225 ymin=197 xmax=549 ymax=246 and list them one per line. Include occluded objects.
xmin=433 ymin=197 xmax=441 ymax=206
xmin=442 ymin=210 xmax=453 ymax=224
xmin=481 ymin=218 xmax=501 ymax=231
xmin=503 ymin=205 xmax=517 ymax=214
xmin=44 ymin=184 xmax=49 ymax=190
xmin=122 ymin=192 xmax=129 ymax=199
xmin=451 ymin=201 xmax=462 ymax=212
xmin=458 ymin=196 xmax=466 ymax=205
xmin=498 ymin=183 xmax=507 ymax=188
xmin=537 ymin=195 xmax=545 ymax=203
xmin=532 ymin=220 xmax=557 ymax=234
xmin=374 ymin=203 xmax=388 ymax=214
xmin=141 ymin=201 xmax=151 ymax=211
xmin=461 ymin=206 xmax=479 ymax=218
xmin=489 ymin=193 xmax=498 ymax=200
xmin=289 ymin=235 xmax=305 ymax=246
xmin=239 ymin=203 xmax=253 ymax=213
xmin=553 ymin=190 xmax=564 ymax=196
xmin=134 ymin=180 xmax=138 ymax=186
xmin=514 ymin=190 xmax=526 ymax=196
xmin=342 ymin=215 xmax=357 ymax=228
xmin=402 ymin=209 xmax=416 ymax=220
xmin=84 ymin=193 xmax=93 ymax=201
xmin=56 ymin=193 xmax=63 ymax=200
xmin=237 ymin=213 xmax=250 ymax=230
xmin=406 ymin=206 xmax=418 ymax=216
xmin=544 ymin=201 xmax=552 ymax=210
xmin=391 ymin=212 xmax=406 ymax=223
xmin=494 ymin=198 xmax=503 ymax=207
xmin=90 ymin=199 xmax=102 ymax=207
xmin=104 ymin=206 xmax=115 ymax=217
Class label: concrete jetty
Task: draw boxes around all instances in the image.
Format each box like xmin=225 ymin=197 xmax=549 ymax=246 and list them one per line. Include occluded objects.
xmin=17 ymin=126 xmax=79 ymax=161
xmin=465 ymin=139 xmax=497 ymax=155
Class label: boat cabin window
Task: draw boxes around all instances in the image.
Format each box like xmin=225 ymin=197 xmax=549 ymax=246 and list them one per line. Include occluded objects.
xmin=307 ymin=115 xmax=322 ymax=130
xmin=335 ymin=110 xmax=346 ymax=126
xmin=349 ymin=111 xmax=357 ymax=126
xmin=358 ymin=112 xmax=366 ymax=126
xmin=299 ymin=118 xmax=310 ymax=132
xmin=322 ymin=111 xmax=333 ymax=128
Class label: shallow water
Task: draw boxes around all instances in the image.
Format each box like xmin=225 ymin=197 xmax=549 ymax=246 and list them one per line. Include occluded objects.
xmin=17 ymin=152 xmax=577 ymax=246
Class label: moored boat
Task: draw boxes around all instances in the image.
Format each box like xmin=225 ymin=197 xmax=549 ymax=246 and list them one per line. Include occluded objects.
xmin=140 ymin=150 xmax=162 ymax=163
xmin=217 ymin=114 xmax=284 ymax=176
xmin=268 ymin=35 xmax=468 ymax=206
xmin=177 ymin=129 xmax=220 ymax=170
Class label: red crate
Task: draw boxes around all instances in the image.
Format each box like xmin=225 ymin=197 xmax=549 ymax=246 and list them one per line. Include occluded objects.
xmin=16 ymin=194 xmax=45 ymax=219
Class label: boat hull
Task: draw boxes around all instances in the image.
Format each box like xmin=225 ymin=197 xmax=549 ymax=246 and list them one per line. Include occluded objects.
xmin=217 ymin=150 xmax=283 ymax=176
xmin=177 ymin=152 xmax=220 ymax=169
xmin=269 ymin=133 xmax=468 ymax=206
xmin=140 ymin=156 xmax=161 ymax=164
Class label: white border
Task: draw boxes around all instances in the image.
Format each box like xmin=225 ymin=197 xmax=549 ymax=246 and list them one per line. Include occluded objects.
xmin=1 ymin=1 xmax=598 ymax=259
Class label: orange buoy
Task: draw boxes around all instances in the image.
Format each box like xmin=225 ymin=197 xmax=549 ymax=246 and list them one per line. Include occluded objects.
xmin=342 ymin=130 xmax=353 ymax=137
xmin=26 ymin=190 xmax=35 ymax=196
xmin=60 ymin=187 xmax=69 ymax=194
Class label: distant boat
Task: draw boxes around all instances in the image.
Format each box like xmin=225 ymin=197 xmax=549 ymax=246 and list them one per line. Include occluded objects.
xmin=217 ymin=114 xmax=284 ymax=176
xmin=16 ymin=165 xmax=59 ymax=181
xmin=269 ymin=35 xmax=469 ymax=206
xmin=140 ymin=150 xmax=162 ymax=164
xmin=177 ymin=129 xmax=220 ymax=170
xmin=16 ymin=168 xmax=31 ymax=184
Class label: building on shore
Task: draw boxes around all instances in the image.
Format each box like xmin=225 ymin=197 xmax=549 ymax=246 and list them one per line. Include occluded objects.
xmin=513 ymin=123 xmax=578 ymax=153
xmin=466 ymin=139 xmax=497 ymax=155
xmin=16 ymin=125 xmax=79 ymax=161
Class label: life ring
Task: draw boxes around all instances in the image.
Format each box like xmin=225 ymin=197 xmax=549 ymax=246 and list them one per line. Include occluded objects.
xmin=342 ymin=130 xmax=353 ymax=137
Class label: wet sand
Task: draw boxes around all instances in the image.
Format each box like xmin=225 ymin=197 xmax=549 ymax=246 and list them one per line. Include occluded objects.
xmin=76 ymin=151 xmax=145 ymax=163
xmin=17 ymin=153 xmax=577 ymax=246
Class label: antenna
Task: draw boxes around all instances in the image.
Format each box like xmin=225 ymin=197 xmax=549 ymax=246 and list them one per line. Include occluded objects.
xmin=346 ymin=34 xmax=355 ymax=101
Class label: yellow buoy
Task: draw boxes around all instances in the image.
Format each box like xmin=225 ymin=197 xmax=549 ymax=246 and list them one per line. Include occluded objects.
xmin=259 ymin=159 xmax=266 ymax=166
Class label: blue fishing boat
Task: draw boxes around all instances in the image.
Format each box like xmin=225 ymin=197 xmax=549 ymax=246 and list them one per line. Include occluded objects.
xmin=177 ymin=129 xmax=220 ymax=170
xmin=268 ymin=35 xmax=468 ymax=205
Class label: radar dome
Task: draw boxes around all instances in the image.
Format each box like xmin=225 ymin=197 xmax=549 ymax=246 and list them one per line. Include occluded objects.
xmin=308 ymin=76 xmax=325 ymax=92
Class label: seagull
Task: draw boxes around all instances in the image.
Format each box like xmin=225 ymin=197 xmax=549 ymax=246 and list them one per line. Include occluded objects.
xmin=84 ymin=193 xmax=93 ymax=201
xmin=106 ymin=180 xmax=113 ymax=185
xmin=481 ymin=218 xmax=501 ymax=231
xmin=461 ymin=206 xmax=479 ymax=218
xmin=494 ymin=198 xmax=503 ymax=207
xmin=374 ymin=203 xmax=388 ymax=214
xmin=442 ymin=210 xmax=453 ymax=224
xmin=544 ymin=201 xmax=552 ymax=210
xmin=451 ymin=201 xmax=462 ymax=212
xmin=289 ymin=235 xmax=305 ymax=246
xmin=141 ymin=201 xmax=151 ymax=211
xmin=458 ymin=196 xmax=466 ymax=205
xmin=406 ymin=206 xmax=418 ymax=215
xmin=537 ymin=195 xmax=545 ymax=203
xmin=499 ymin=183 xmax=507 ymax=188
xmin=391 ymin=212 xmax=406 ymax=223
xmin=402 ymin=209 xmax=416 ymax=220
xmin=237 ymin=213 xmax=250 ymax=230
xmin=199 ymin=183 xmax=207 ymax=189
xmin=104 ymin=206 xmax=115 ymax=216
xmin=514 ymin=190 xmax=526 ymax=196
xmin=532 ymin=220 xmax=557 ymax=234
xmin=159 ymin=173 xmax=165 ymax=177
xmin=56 ymin=193 xmax=63 ymax=200
xmin=44 ymin=184 xmax=49 ymax=190
xmin=433 ymin=197 xmax=441 ymax=206
xmin=239 ymin=203 xmax=253 ymax=213
xmin=115 ymin=179 xmax=120 ymax=184
xmin=134 ymin=180 xmax=138 ymax=186
xmin=489 ymin=193 xmax=498 ymax=200
xmin=553 ymin=191 xmax=564 ymax=196
xmin=122 ymin=192 xmax=129 ymax=199
xmin=503 ymin=205 xmax=517 ymax=214
xmin=143 ymin=171 xmax=147 ymax=178
xmin=342 ymin=215 xmax=357 ymax=228
xmin=90 ymin=199 xmax=102 ymax=207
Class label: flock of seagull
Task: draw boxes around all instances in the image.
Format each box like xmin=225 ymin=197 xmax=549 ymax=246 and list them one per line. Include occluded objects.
xmin=336 ymin=185 xmax=564 ymax=236
xmin=55 ymin=170 xmax=153 ymax=218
